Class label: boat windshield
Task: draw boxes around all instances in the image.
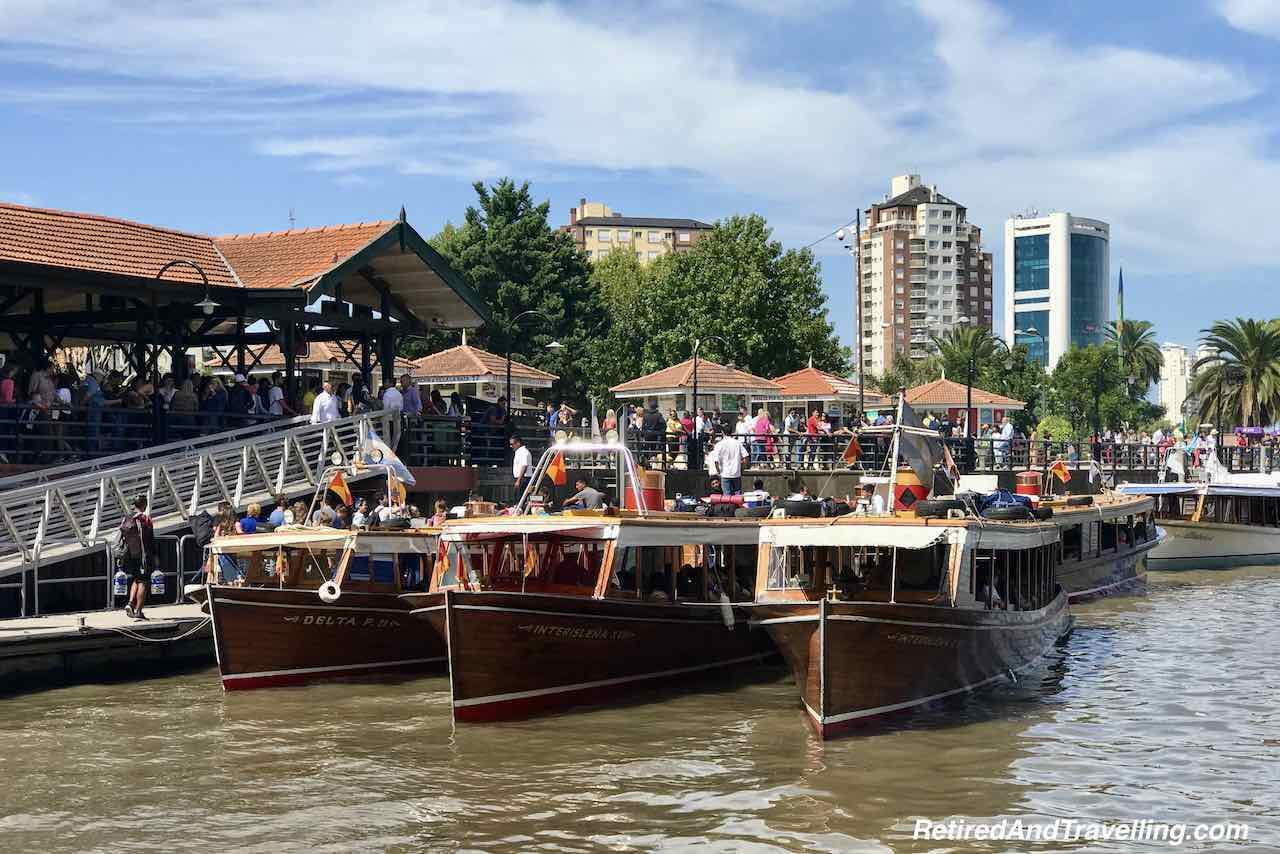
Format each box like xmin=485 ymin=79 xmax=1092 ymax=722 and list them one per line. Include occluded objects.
xmin=435 ymin=534 xmax=609 ymax=595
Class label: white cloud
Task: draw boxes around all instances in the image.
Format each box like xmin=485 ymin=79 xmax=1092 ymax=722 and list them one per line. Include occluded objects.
xmin=1217 ymin=0 xmax=1280 ymax=38
xmin=1 ymin=0 xmax=1278 ymax=283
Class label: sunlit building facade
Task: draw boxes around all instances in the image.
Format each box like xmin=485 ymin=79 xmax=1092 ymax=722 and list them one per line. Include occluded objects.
xmin=1002 ymin=213 xmax=1110 ymax=370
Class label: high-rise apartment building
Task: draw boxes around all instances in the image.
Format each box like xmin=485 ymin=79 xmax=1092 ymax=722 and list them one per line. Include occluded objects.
xmin=1003 ymin=212 xmax=1110 ymax=370
xmin=1159 ymin=343 xmax=1190 ymax=424
xmin=562 ymin=199 xmax=712 ymax=263
xmin=857 ymin=175 xmax=994 ymax=377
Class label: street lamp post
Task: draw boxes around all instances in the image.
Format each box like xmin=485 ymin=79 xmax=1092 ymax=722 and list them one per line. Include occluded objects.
xmin=504 ymin=310 xmax=560 ymax=415
xmin=836 ymin=210 xmax=864 ymax=418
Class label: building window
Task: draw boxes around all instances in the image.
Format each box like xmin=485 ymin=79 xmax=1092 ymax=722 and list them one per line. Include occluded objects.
xmin=928 ymin=225 xmax=939 ymax=234
xmin=928 ymin=270 xmax=939 ymax=280
xmin=664 ymin=231 xmax=673 ymax=240
xmin=927 ymin=255 xmax=938 ymax=264
xmin=929 ymin=209 xmax=939 ymax=218
xmin=942 ymin=225 xmax=952 ymax=233
xmin=634 ymin=231 xmax=643 ymax=240
xmin=648 ymin=231 xmax=660 ymax=243
xmin=1015 ymin=308 xmax=1049 ymax=366
xmin=894 ymin=254 xmax=904 ymax=263
xmin=928 ymin=240 xmax=938 ymax=249
xmin=647 ymin=250 xmax=658 ymax=260
xmin=943 ymin=270 xmax=953 ymax=280
xmin=598 ymin=229 xmax=612 ymax=242
xmin=942 ymin=256 xmax=951 ymax=264
xmin=942 ymin=210 xmax=952 ymax=218
xmin=942 ymin=241 xmax=951 ymax=249
xmin=896 ymin=269 xmax=905 ymax=279
xmin=677 ymin=231 xmax=691 ymax=243
xmin=618 ymin=229 xmax=632 ymax=242
xmin=585 ymin=229 xmax=593 ymax=237
xmin=1070 ymin=233 xmax=1108 ymax=347
xmin=927 ymin=301 xmax=939 ymax=310
xmin=895 ymin=285 xmax=905 ymax=294
xmin=1013 ymin=234 xmax=1049 ymax=292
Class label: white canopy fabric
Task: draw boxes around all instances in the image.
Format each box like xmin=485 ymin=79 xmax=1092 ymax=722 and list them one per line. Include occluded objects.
xmin=615 ymin=522 xmax=761 ymax=548
xmin=211 ymin=527 xmax=352 ymax=554
xmin=761 ymin=521 xmax=1058 ymax=550
xmin=1119 ymin=482 xmax=1280 ymax=499
xmin=351 ymin=533 xmax=439 ymax=554
xmin=442 ymin=520 xmax=618 ymax=542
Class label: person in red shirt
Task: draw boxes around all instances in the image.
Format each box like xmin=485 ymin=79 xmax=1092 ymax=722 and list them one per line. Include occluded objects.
xmin=805 ymin=409 xmax=820 ymax=467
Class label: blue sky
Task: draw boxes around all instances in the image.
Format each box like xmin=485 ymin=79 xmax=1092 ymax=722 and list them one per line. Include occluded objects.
xmin=2 ymin=0 xmax=1279 ymax=356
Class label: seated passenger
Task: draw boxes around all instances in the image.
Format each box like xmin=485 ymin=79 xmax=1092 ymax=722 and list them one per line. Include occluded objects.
xmin=677 ymin=563 xmax=700 ymax=599
xmin=564 ymin=478 xmax=606 ymax=510
xmin=977 ymin=582 xmax=1005 ymax=609
xmin=647 ymin=568 xmax=671 ymax=601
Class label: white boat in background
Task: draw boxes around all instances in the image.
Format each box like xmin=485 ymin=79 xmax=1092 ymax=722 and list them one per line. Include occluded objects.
xmin=1117 ymin=455 xmax=1280 ymax=570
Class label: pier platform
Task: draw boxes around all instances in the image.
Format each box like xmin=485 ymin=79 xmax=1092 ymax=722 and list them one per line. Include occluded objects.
xmin=0 ymin=604 xmax=213 ymax=693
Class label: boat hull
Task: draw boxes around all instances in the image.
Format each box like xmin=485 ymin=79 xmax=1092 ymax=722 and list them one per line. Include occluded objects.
xmin=751 ymin=593 xmax=1072 ymax=738
xmin=1058 ymin=536 xmax=1158 ymax=601
xmin=199 ymin=586 xmax=446 ymax=690
xmin=414 ymin=590 xmax=771 ymax=722
xmin=1147 ymin=520 xmax=1280 ymax=570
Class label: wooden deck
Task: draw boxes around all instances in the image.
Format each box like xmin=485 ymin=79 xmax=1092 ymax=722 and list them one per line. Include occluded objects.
xmin=0 ymin=604 xmax=214 ymax=693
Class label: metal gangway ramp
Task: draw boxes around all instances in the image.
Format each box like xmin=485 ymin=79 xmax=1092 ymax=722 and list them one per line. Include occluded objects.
xmin=0 ymin=411 xmax=393 ymax=609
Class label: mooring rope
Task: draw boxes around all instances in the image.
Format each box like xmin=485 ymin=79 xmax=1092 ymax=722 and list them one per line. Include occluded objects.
xmin=95 ymin=616 xmax=212 ymax=644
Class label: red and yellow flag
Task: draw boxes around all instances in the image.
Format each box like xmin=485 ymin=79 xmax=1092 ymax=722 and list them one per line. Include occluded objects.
xmin=841 ymin=435 xmax=863 ymax=464
xmin=547 ymin=451 xmax=568 ymax=486
xmin=328 ymin=471 xmax=353 ymax=506
xmin=1049 ymin=459 xmax=1071 ymax=484
xmin=389 ymin=471 xmax=407 ymax=504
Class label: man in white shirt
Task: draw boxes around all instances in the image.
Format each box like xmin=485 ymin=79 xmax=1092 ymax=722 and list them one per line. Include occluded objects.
xmin=511 ymin=435 xmax=533 ymax=498
xmin=857 ymin=483 xmax=885 ymax=515
xmin=382 ymin=381 xmax=405 ymax=450
xmin=310 ymin=381 xmax=339 ymax=424
xmin=742 ymin=478 xmax=771 ymax=509
xmin=709 ymin=431 xmax=748 ymax=494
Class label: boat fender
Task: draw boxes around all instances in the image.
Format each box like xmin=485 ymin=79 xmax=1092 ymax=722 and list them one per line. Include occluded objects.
xmin=719 ymin=594 xmax=734 ymax=629
xmin=319 ymin=581 xmax=342 ymax=603
xmin=149 ymin=568 xmax=166 ymax=597
xmin=915 ymin=499 xmax=967 ymax=518
xmin=946 ymin=509 xmax=966 ymax=520
xmin=1066 ymin=495 xmax=1093 ymax=506
xmin=112 ymin=569 xmax=129 ymax=598
xmin=1033 ymin=506 xmax=1054 ymax=521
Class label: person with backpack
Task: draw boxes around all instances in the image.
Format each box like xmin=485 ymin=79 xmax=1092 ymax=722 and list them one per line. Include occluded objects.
xmin=116 ymin=494 xmax=156 ymax=620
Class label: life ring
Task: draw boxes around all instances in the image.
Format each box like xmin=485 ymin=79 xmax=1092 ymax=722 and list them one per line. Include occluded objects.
xmin=319 ymin=581 xmax=342 ymax=603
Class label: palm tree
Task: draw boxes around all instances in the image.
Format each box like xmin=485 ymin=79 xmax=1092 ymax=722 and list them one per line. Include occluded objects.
xmin=1106 ymin=319 xmax=1162 ymax=391
xmin=1189 ymin=318 xmax=1280 ymax=427
xmin=929 ymin=326 xmax=1008 ymax=382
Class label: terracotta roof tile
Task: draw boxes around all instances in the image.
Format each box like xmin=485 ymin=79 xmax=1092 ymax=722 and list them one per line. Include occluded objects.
xmin=0 ymin=201 xmax=238 ymax=286
xmin=905 ymin=378 xmax=1024 ymax=408
xmin=772 ymin=366 xmax=890 ymax=404
xmin=223 ymin=341 xmax=415 ymax=373
xmin=610 ymin=358 xmax=780 ymax=394
xmin=214 ymin=221 xmax=395 ymax=289
xmin=409 ymin=345 xmax=558 ymax=382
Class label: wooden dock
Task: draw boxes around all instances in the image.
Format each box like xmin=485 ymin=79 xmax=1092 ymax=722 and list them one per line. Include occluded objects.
xmin=0 ymin=604 xmax=214 ymax=693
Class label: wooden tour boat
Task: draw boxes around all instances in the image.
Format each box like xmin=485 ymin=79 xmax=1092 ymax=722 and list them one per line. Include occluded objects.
xmin=747 ymin=513 xmax=1072 ymax=738
xmin=191 ymin=465 xmax=444 ymax=690
xmin=401 ymin=443 xmax=772 ymax=723
xmin=1118 ymin=475 xmax=1280 ymax=570
xmin=1040 ymin=492 xmax=1160 ymax=600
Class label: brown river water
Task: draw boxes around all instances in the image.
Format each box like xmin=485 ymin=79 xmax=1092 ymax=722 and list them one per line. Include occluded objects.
xmin=1 ymin=568 xmax=1277 ymax=852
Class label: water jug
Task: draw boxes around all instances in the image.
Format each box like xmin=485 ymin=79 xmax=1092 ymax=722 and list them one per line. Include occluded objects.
xmin=150 ymin=568 xmax=165 ymax=597
xmin=112 ymin=569 xmax=128 ymax=597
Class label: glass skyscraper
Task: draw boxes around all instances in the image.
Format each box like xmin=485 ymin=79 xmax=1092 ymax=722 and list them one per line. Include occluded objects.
xmin=1003 ymin=213 xmax=1110 ymax=370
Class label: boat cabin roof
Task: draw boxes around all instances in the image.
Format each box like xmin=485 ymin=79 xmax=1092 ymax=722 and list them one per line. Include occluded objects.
xmin=440 ymin=510 xmax=761 ymax=546
xmin=759 ymin=515 xmax=1060 ymax=549
xmin=210 ymin=525 xmax=440 ymax=555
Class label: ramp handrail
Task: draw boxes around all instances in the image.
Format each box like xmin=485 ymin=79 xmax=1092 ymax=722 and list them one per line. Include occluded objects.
xmin=0 ymin=411 xmax=393 ymax=583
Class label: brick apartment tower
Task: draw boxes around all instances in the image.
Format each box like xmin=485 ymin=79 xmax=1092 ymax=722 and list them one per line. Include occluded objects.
xmin=857 ymin=175 xmax=995 ymax=378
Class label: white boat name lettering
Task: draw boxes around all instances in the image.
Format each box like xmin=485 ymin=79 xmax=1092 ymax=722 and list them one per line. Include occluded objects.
xmin=282 ymin=615 xmax=402 ymax=628
xmin=516 ymin=623 xmax=636 ymax=641
xmin=886 ymin=632 xmax=955 ymax=648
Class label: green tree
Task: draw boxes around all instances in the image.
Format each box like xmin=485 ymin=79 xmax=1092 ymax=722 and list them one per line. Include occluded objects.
xmin=1045 ymin=345 xmax=1163 ymax=435
xmin=424 ymin=179 xmax=606 ymax=407
xmin=1190 ymin=318 xmax=1280 ymax=426
xmin=589 ymin=213 xmax=849 ymax=396
xmin=1106 ymin=318 xmax=1162 ymax=390
xmin=977 ymin=343 xmax=1044 ymax=430
xmin=930 ymin=326 xmax=1007 ymax=384
xmin=871 ymin=355 xmax=941 ymax=396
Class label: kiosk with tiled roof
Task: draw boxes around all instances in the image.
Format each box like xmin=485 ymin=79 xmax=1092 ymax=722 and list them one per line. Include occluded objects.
xmin=772 ymin=366 xmax=891 ymax=412
xmin=409 ymin=344 xmax=558 ymax=412
xmin=610 ymin=358 xmax=780 ymax=413
xmin=0 ymin=201 xmax=488 ymax=391
xmin=904 ymin=377 xmax=1024 ymax=433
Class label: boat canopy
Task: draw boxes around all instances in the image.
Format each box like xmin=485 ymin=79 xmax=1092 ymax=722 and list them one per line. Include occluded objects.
xmin=615 ymin=521 xmax=760 ymax=548
xmin=1118 ymin=482 xmax=1280 ymax=499
xmin=441 ymin=519 xmax=619 ymax=542
xmin=761 ymin=521 xmax=1058 ymax=550
xmin=210 ymin=527 xmax=353 ymax=554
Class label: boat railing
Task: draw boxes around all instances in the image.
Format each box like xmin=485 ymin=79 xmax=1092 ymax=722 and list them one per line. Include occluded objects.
xmin=516 ymin=442 xmax=649 ymax=515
